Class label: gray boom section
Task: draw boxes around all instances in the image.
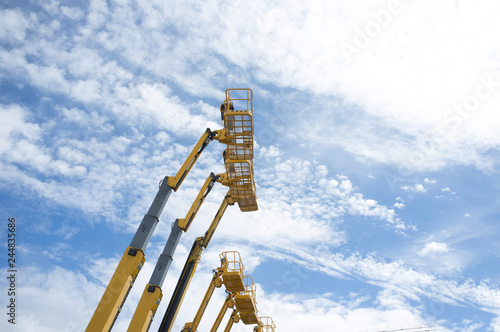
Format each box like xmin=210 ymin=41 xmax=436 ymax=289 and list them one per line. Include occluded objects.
xmin=148 ymin=220 xmax=183 ymax=288
xmin=129 ymin=176 xmax=173 ymax=251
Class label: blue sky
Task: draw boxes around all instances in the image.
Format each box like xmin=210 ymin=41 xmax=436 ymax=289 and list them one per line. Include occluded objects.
xmin=1 ymin=0 xmax=500 ymax=331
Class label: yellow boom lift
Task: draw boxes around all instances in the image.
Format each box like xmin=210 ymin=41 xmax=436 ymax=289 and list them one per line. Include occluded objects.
xmin=178 ymin=251 xmax=246 ymax=332
xmin=213 ymin=275 xmax=258 ymax=332
xmin=222 ymin=302 xmax=277 ymax=332
xmin=127 ymin=172 xmax=220 ymax=332
xmin=86 ymin=130 xmax=217 ymax=332
xmin=217 ymin=88 xmax=257 ymax=212
xmin=182 ymin=251 xmax=276 ymax=332
xmin=176 ymin=252 xmax=258 ymax=332
xmin=86 ymin=89 xmax=256 ymax=332
xmin=155 ymin=196 xmax=235 ymax=332
xmin=152 ymin=90 xmax=257 ymax=331
xmin=223 ymin=312 xmax=276 ymax=332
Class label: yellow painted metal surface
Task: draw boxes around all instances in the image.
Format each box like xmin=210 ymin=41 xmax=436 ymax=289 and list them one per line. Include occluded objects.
xmin=166 ymin=129 xmax=214 ymax=191
xmin=210 ymin=293 xmax=236 ymax=332
xmin=224 ymin=310 xmax=240 ymax=332
xmin=182 ymin=268 xmax=223 ymax=332
xmin=256 ymin=316 xmax=276 ymax=332
xmin=234 ymin=275 xmax=258 ymax=325
xmin=218 ymin=162 xmax=258 ymax=212
xmin=222 ymin=271 xmax=245 ymax=293
xmin=235 ymin=294 xmax=257 ymax=312
xmin=86 ymin=247 xmax=145 ymax=332
xmin=220 ymin=251 xmax=246 ymax=292
xmin=215 ymin=89 xmax=258 ymax=212
xmin=239 ymin=310 xmax=259 ymax=325
xmin=177 ymin=173 xmax=218 ymax=231
xmin=127 ymin=285 xmax=163 ymax=332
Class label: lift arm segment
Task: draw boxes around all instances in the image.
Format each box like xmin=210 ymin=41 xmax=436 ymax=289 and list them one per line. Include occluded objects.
xmin=166 ymin=129 xmax=216 ymax=191
xmin=127 ymin=173 xmax=219 ymax=332
xmin=177 ymin=172 xmax=219 ymax=231
xmin=211 ymin=293 xmax=236 ymax=332
xmin=224 ymin=309 xmax=240 ymax=332
xmin=158 ymin=194 xmax=235 ymax=332
xmin=180 ymin=267 xmax=224 ymax=332
xmin=87 ymin=89 xmax=256 ymax=332
xmin=86 ymin=127 xmax=219 ymax=332
xmin=86 ymin=177 xmax=173 ymax=332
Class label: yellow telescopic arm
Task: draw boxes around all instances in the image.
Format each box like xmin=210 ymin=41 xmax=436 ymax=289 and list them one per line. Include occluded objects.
xmin=85 ymin=247 xmax=145 ymax=332
xmin=127 ymin=173 xmax=219 ymax=331
xmin=210 ymin=293 xmax=236 ymax=332
xmin=167 ymin=129 xmax=216 ymax=191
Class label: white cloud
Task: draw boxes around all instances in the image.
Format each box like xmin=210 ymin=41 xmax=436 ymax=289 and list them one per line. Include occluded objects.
xmin=259 ymin=145 xmax=281 ymax=159
xmin=1 ymin=2 xmax=499 ymax=330
xmin=401 ymin=183 xmax=427 ymax=193
xmin=252 ymin=291 xmax=435 ymax=332
xmin=4 ymin=0 xmax=500 ymax=173
xmin=60 ymin=6 xmax=85 ymax=20
xmin=490 ymin=316 xmax=500 ymax=332
xmin=394 ymin=202 xmax=405 ymax=209
xmin=418 ymin=242 xmax=450 ymax=257
xmin=250 ymin=239 xmax=500 ymax=315
xmin=0 ymin=104 xmax=42 ymax=153
xmin=441 ymin=187 xmax=457 ymax=195
xmin=0 ymin=258 xmax=456 ymax=332
xmin=0 ymin=8 xmax=33 ymax=42
xmin=215 ymin=0 xmax=500 ymax=173
xmin=0 ymin=266 xmax=101 ymax=332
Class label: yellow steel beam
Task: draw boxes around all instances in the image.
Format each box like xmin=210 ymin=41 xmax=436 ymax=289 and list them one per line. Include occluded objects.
xmin=126 ymin=285 xmax=162 ymax=332
xmin=182 ymin=268 xmax=224 ymax=332
xmin=85 ymin=247 xmax=145 ymax=332
xmin=210 ymin=293 xmax=236 ymax=332
xmin=166 ymin=129 xmax=216 ymax=191
xmin=224 ymin=309 xmax=240 ymax=332
xmin=177 ymin=173 xmax=218 ymax=231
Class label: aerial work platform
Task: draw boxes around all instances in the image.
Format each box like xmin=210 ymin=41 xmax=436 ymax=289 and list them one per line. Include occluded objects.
xmin=86 ymin=88 xmax=261 ymax=332
xmin=219 ymin=88 xmax=254 ymax=160
xmin=220 ymin=251 xmax=246 ymax=293
xmin=218 ymin=89 xmax=258 ymax=212
xmin=234 ymin=275 xmax=258 ymax=324
xmin=256 ymin=316 xmax=276 ymax=332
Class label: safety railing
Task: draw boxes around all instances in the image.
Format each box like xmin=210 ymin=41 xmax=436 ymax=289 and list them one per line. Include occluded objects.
xmin=220 ymin=251 xmax=246 ymax=293
xmin=239 ymin=275 xmax=256 ymax=304
xmin=220 ymin=251 xmax=245 ymax=274
xmin=258 ymin=316 xmax=276 ymax=332
xmin=220 ymin=89 xmax=254 ymax=160
xmin=235 ymin=275 xmax=258 ymax=324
